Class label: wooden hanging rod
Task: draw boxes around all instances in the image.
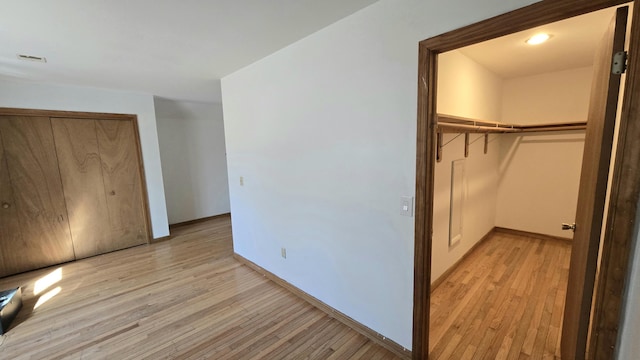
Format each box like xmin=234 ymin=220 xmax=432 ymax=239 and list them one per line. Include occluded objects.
xmin=437 ymin=114 xmax=587 ymax=133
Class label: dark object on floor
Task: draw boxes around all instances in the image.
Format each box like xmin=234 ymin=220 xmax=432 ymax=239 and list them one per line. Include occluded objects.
xmin=0 ymin=287 xmax=22 ymax=335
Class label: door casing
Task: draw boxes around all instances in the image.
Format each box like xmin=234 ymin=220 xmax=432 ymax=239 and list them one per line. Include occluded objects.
xmin=412 ymin=0 xmax=640 ymax=358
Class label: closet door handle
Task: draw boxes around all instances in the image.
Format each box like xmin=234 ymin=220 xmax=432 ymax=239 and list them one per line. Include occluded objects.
xmin=2 ymin=202 xmax=10 ymax=209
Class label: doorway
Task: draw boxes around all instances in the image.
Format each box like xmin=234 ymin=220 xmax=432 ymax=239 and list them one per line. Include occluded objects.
xmin=412 ymin=1 xmax=640 ymax=359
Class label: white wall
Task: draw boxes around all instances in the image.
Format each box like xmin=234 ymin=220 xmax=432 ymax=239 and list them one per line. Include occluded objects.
xmin=496 ymin=132 xmax=585 ymax=238
xmin=501 ymin=67 xmax=594 ymax=125
xmin=496 ymin=67 xmax=591 ymax=238
xmin=155 ymin=99 xmax=230 ymax=224
xmin=438 ymin=51 xmax=504 ymax=121
xmin=0 ymin=78 xmax=169 ymax=238
xmin=432 ymin=50 xmax=502 ymax=282
xmin=222 ymin=0 xmax=536 ymax=348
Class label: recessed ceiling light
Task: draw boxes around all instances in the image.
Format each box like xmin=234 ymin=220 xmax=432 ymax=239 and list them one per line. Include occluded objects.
xmin=526 ymin=33 xmax=551 ymax=45
xmin=17 ymin=54 xmax=47 ymax=63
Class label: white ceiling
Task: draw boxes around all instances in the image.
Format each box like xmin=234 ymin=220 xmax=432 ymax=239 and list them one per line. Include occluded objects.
xmin=0 ymin=0 xmax=378 ymax=103
xmin=458 ymin=6 xmax=620 ymax=79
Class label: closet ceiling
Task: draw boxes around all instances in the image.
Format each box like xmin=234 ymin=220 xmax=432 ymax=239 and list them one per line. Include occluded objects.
xmin=459 ymin=6 xmax=619 ymax=79
xmin=0 ymin=0 xmax=378 ymax=103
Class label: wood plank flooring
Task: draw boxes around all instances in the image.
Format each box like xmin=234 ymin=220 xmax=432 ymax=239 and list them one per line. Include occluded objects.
xmin=429 ymin=231 xmax=571 ymax=359
xmin=0 ymin=216 xmax=399 ymax=359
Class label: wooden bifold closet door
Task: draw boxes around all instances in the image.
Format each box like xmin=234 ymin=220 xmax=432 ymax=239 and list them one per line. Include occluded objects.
xmin=0 ymin=116 xmax=75 ymax=276
xmin=51 ymin=117 xmax=149 ymax=259
xmin=0 ymin=110 xmax=150 ymax=278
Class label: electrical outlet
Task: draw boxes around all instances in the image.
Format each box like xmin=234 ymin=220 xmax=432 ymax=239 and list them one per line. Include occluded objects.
xmin=400 ymin=196 xmax=414 ymax=217
xmin=239 ymin=176 xmax=244 ymax=186
xmin=281 ymin=248 xmax=287 ymax=259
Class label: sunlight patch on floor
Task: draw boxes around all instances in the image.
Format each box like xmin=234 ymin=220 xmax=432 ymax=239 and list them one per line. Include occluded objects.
xmin=34 ymin=267 xmax=62 ymax=295
xmin=34 ymin=286 xmax=62 ymax=309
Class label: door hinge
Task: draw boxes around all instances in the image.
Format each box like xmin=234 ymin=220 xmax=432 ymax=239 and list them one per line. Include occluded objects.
xmin=612 ymin=51 xmax=628 ymax=75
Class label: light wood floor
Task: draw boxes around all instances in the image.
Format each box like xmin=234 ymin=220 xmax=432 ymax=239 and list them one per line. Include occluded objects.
xmin=0 ymin=216 xmax=400 ymax=359
xmin=429 ymin=231 xmax=571 ymax=359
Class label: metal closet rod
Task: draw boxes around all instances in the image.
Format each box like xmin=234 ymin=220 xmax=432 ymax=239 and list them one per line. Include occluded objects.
xmin=436 ymin=114 xmax=587 ymax=133
xmin=437 ymin=122 xmax=519 ymax=133
xmin=435 ymin=114 xmax=587 ymax=162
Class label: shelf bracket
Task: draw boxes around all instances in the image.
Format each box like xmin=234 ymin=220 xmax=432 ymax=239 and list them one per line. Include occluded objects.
xmin=484 ymin=133 xmax=489 ymax=154
xmin=464 ymin=133 xmax=470 ymax=158
xmin=436 ymin=131 xmax=443 ymax=163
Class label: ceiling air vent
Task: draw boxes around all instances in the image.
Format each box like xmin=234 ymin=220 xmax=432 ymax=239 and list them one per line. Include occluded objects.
xmin=17 ymin=54 xmax=46 ymax=63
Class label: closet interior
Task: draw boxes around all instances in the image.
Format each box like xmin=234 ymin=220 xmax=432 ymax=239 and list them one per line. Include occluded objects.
xmin=428 ymin=4 xmax=625 ymax=358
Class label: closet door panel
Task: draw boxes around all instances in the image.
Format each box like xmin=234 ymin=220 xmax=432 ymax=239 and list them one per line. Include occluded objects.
xmin=0 ymin=116 xmax=75 ymax=275
xmin=96 ymin=120 xmax=148 ymax=248
xmin=0 ymin=133 xmax=28 ymax=276
xmin=51 ymin=118 xmax=110 ymax=259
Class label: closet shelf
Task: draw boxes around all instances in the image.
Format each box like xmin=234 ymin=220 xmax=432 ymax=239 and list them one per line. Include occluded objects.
xmin=437 ymin=114 xmax=587 ymax=133
xmin=435 ymin=114 xmax=587 ymax=162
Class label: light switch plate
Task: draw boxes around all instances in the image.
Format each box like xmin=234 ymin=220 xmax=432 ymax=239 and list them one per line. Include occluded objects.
xmin=400 ymin=196 xmax=413 ymax=217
